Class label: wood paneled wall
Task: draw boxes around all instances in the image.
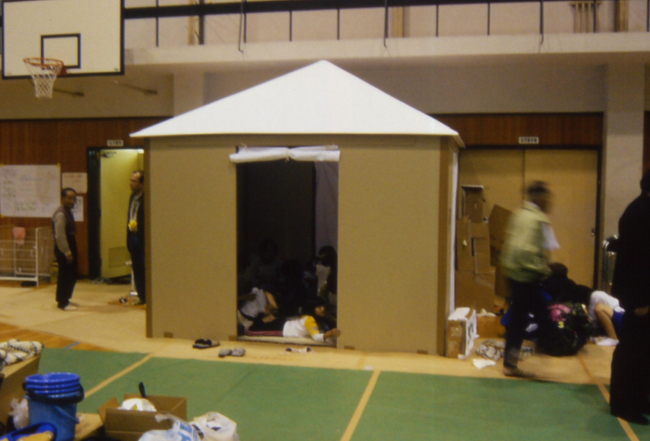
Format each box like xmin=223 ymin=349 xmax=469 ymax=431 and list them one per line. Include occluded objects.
xmin=434 ymin=113 xmax=603 ymax=147
xmin=0 ymin=117 xmax=167 ymax=277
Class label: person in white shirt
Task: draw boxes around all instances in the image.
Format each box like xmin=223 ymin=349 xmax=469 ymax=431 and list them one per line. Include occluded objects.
xmin=589 ymin=290 xmax=624 ymax=342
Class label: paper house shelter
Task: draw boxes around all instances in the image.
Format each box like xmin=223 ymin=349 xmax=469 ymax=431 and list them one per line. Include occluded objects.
xmin=132 ymin=60 xmax=464 ymax=354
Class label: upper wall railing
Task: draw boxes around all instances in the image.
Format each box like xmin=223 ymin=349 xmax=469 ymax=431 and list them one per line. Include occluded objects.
xmin=1 ymin=0 xmax=649 ymax=52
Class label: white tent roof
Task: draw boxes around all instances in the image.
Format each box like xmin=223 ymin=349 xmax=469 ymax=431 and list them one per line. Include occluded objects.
xmin=132 ymin=60 xmax=463 ymax=144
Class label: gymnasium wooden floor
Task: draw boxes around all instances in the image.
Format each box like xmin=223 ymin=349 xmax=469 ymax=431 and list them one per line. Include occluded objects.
xmin=0 ymin=280 xmax=645 ymax=440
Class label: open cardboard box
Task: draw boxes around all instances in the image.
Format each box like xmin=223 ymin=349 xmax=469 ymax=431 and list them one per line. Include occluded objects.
xmin=98 ymin=394 xmax=187 ymax=441
xmin=0 ymin=356 xmax=40 ymax=428
xmin=445 ymin=307 xmax=477 ymax=359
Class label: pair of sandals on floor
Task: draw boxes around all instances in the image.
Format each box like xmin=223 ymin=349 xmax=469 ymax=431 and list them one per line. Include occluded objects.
xmin=192 ymin=339 xmax=245 ymax=357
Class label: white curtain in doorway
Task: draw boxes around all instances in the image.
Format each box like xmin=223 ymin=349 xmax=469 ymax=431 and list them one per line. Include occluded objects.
xmin=229 ymin=146 xmax=340 ymax=163
xmin=229 ymin=147 xmax=289 ymax=163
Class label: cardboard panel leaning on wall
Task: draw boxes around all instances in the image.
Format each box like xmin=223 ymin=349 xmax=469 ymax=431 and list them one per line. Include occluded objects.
xmin=338 ymin=136 xmax=441 ymax=354
xmin=147 ymin=136 xmax=237 ymax=340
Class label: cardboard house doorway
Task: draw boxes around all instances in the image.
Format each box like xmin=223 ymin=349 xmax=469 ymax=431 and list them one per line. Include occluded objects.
xmin=88 ymin=147 xmax=144 ymax=281
xmin=236 ymin=155 xmax=339 ymax=336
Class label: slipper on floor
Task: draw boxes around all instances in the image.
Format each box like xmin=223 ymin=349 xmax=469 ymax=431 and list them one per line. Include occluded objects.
xmin=231 ymin=348 xmax=246 ymax=357
xmin=219 ymin=348 xmax=233 ymax=358
xmin=193 ymin=339 xmax=220 ymax=349
xmin=285 ymin=347 xmax=313 ymax=353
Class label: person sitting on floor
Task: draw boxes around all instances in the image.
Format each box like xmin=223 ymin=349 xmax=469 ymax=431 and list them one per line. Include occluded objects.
xmin=247 ymin=297 xmax=341 ymax=343
xmin=274 ymin=260 xmax=308 ymax=317
xmin=541 ymin=262 xmax=592 ymax=305
xmin=239 ymin=238 xmax=283 ymax=294
xmin=588 ymin=290 xmax=625 ymax=343
xmin=237 ymin=287 xmax=279 ymax=332
xmin=304 ymin=245 xmax=338 ymax=315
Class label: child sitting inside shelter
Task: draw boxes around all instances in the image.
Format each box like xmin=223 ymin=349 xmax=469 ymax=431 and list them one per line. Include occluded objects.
xmin=239 ymin=238 xmax=283 ymax=294
xmin=237 ymin=287 xmax=278 ymax=332
xmin=246 ymin=297 xmax=341 ymax=343
xmin=304 ymin=245 xmax=338 ymax=314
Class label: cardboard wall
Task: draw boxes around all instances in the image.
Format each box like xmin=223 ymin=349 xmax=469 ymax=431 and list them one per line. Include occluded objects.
xmin=338 ymin=136 xmax=442 ymax=354
xmin=147 ymin=136 xmax=238 ymax=340
xmin=146 ymin=134 xmax=451 ymax=354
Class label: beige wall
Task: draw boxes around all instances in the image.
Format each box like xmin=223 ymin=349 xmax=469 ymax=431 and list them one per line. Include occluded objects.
xmin=0 ymin=70 xmax=173 ymax=120
xmin=146 ymin=134 xmax=449 ymax=354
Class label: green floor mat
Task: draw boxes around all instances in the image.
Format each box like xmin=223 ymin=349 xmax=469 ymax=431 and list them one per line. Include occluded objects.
xmin=37 ymin=349 xmax=650 ymax=441
xmin=81 ymin=357 xmax=372 ymax=441
xmin=352 ymin=371 xmax=631 ymax=441
xmin=38 ymin=348 xmax=147 ymax=396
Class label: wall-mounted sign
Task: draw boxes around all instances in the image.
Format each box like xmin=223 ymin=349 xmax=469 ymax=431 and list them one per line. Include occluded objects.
xmin=518 ymin=136 xmax=540 ymax=145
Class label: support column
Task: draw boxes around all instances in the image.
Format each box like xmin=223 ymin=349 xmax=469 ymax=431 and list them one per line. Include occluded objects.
xmin=602 ymin=63 xmax=645 ymax=240
xmin=173 ymin=72 xmax=206 ymax=116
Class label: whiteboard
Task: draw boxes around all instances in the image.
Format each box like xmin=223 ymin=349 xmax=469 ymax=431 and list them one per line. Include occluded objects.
xmin=0 ymin=165 xmax=60 ymax=218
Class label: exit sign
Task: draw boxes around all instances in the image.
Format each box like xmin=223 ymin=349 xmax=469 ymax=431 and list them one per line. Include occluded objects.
xmin=518 ymin=136 xmax=539 ymax=145
xmin=107 ymin=139 xmax=124 ymax=147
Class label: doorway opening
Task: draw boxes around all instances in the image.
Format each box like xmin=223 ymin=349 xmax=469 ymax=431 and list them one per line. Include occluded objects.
xmin=87 ymin=147 xmax=144 ymax=282
xmin=235 ymin=147 xmax=339 ymax=343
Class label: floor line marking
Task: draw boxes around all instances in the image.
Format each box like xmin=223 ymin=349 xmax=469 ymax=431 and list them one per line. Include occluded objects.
xmin=340 ymin=369 xmax=380 ymax=441
xmin=84 ymin=353 xmax=155 ymax=398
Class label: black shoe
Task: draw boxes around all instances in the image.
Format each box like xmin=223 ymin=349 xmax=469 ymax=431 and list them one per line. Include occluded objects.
xmin=611 ymin=410 xmax=649 ymax=425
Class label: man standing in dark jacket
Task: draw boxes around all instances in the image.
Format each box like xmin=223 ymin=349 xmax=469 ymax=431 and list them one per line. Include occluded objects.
xmin=609 ymin=169 xmax=650 ymax=425
xmin=53 ymin=188 xmax=78 ymax=311
xmin=127 ymin=170 xmax=146 ymax=305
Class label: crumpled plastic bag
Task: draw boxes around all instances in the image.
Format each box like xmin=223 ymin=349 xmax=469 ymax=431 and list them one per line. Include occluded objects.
xmin=139 ymin=414 xmax=200 ymax=441
xmin=120 ymin=398 xmax=157 ymax=412
xmin=190 ymin=412 xmax=239 ymax=441
xmin=9 ymin=398 xmax=29 ymax=430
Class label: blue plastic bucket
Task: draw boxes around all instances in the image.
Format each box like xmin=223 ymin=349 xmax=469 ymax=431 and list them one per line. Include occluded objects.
xmin=27 ymin=388 xmax=84 ymax=441
xmin=25 ymin=373 xmax=80 ymax=386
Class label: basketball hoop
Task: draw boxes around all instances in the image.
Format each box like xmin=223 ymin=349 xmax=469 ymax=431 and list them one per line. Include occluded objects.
xmin=23 ymin=57 xmax=66 ymax=99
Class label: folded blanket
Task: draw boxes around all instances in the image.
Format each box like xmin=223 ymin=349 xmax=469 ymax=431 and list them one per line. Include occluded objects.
xmin=0 ymin=340 xmax=44 ymax=370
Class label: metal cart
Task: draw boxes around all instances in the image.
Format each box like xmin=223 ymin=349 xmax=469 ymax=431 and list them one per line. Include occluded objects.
xmin=0 ymin=225 xmax=53 ymax=286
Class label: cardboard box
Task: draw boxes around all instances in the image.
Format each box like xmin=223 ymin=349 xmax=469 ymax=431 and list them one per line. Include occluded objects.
xmin=488 ymin=204 xmax=512 ymax=265
xmin=445 ymin=307 xmax=477 ymax=359
xmin=494 ymin=264 xmax=509 ymax=301
xmin=477 ymin=314 xmax=506 ymax=338
xmin=462 ymin=185 xmax=485 ymax=223
xmin=0 ymin=356 xmax=40 ymax=428
xmin=455 ymin=271 xmax=495 ymax=312
xmin=457 ymin=219 xmax=492 ymax=273
xmin=98 ymin=395 xmax=187 ymax=441
xmin=456 ymin=218 xmax=474 ymax=272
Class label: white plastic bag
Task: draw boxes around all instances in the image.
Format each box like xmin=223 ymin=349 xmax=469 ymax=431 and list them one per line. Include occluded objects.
xmin=190 ymin=412 xmax=239 ymax=441
xmin=139 ymin=414 xmax=200 ymax=441
xmin=120 ymin=398 xmax=157 ymax=412
xmin=9 ymin=398 xmax=29 ymax=429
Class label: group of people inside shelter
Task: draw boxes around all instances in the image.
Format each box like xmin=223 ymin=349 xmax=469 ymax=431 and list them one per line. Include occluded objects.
xmin=500 ymin=170 xmax=650 ymax=426
xmin=237 ymin=239 xmax=340 ymax=344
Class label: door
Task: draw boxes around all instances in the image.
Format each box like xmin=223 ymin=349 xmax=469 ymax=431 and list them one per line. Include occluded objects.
xmin=99 ymin=149 xmax=141 ymax=279
xmin=525 ymin=149 xmax=598 ymax=286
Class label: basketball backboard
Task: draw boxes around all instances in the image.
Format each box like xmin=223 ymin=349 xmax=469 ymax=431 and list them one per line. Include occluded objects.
xmin=2 ymin=0 xmax=124 ymax=79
